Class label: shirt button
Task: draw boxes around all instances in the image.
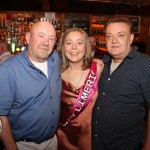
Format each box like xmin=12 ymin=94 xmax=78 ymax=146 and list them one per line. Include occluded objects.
xmin=51 ymin=96 xmax=52 ymax=99
xmin=103 ymin=92 xmax=105 ymax=95
xmin=51 ymin=126 xmax=53 ymax=128
xmin=95 ymin=134 xmax=98 ymax=137
xmin=97 ymin=107 xmax=99 ymax=110
xmin=108 ymin=78 xmax=110 ymax=81
xmin=52 ymin=111 xmax=54 ymax=114
xmin=95 ymin=120 xmax=98 ymax=123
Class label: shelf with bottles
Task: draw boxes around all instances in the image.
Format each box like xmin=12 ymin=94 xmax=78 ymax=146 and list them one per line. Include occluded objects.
xmin=0 ymin=13 xmax=35 ymax=41
xmin=0 ymin=12 xmax=65 ymax=55
xmin=8 ymin=14 xmax=34 ymax=35
xmin=0 ymin=12 xmax=36 ymax=55
xmin=95 ymin=34 xmax=106 ymax=47
xmin=91 ymin=22 xmax=106 ymax=47
xmin=90 ymin=15 xmax=109 ymax=47
xmin=91 ymin=23 xmax=105 ymax=35
xmin=0 ymin=13 xmax=34 ymax=30
xmin=39 ymin=17 xmax=62 ymax=44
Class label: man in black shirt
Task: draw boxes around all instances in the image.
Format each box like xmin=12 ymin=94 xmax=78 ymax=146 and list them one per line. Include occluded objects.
xmin=88 ymin=34 xmax=107 ymax=59
xmin=92 ymin=16 xmax=150 ymax=150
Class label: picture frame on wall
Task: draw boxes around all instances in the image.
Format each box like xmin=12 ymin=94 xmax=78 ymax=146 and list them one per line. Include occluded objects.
xmin=122 ymin=15 xmax=141 ymax=34
xmin=148 ymin=25 xmax=150 ymax=38
xmin=130 ymin=16 xmax=141 ymax=34
xmin=114 ymin=15 xmax=141 ymax=34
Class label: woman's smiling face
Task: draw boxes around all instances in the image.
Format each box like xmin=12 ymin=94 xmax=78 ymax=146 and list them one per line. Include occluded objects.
xmin=63 ymin=31 xmax=86 ymax=64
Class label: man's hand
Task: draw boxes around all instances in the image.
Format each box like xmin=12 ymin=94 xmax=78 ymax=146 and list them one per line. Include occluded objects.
xmin=93 ymin=58 xmax=104 ymax=67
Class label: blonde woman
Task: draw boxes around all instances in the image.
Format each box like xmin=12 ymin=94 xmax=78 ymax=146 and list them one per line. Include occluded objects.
xmin=57 ymin=27 xmax=104 ymax=150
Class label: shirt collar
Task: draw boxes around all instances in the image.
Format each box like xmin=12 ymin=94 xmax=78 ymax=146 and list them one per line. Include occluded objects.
xmin=126 ymin=48 xmax=137 ymax=59
xmin=103 ymin=48 xmax=137 ymax=64
xmin=22 ymin=46 xmax=55 ymax=67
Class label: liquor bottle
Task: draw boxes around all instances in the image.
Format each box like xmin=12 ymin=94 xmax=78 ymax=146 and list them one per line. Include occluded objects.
xmin=14 ymin=23 xmax=19 ymax=33
xmin=11 ymin=41 xmax=16 ymax=55
xmin=57 ymin=20 xmax=61 ymax=30
xmin=21 ymin=15 xmax=24 ymax=23
xmin=0 ymin=32 xmax=5 ymax=41
xmin=0 ymin=17 xmax=4 ymax=28
xmin=11 ymin=22 xmax=15 ymax=33
xmin=15 ymin=44 xmax=21 ymax=54
xmin=6 ymin=31 xmax=11 ymax=44
xmin=53 ymin=20 xmax=57 ymax=29
xmin=18 ymin=14 xmax=21 ymax=23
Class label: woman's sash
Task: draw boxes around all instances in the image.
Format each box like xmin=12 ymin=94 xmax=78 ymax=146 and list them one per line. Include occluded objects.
xmin=61 ymin=62 xmax=98 ymax=127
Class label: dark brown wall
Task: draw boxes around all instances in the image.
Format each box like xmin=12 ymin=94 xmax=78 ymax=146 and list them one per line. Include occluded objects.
xmin=0 ymin=0 xmax=150 ymax=17
xmin=51 ymin=0 xmax=150 ymax=17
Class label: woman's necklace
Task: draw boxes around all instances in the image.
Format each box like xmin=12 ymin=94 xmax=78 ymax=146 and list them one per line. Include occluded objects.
xmin=68 ymin=69 xmax=84 ymax=90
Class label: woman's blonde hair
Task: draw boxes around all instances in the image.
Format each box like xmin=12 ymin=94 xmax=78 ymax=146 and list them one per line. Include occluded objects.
xmin=57 ymin=27 xmax=92 ymax=73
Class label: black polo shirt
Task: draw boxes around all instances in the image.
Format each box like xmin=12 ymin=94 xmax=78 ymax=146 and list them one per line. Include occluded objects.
xmin=92 ymin=49 xmax=150 ymax=150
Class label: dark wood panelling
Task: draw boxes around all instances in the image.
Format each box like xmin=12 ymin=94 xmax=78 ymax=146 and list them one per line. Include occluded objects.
xmin=52 ymin=0 xmax=150 ymax=17
xmin=141 ymin=5 xmax=150 ymax=16
xmin=116 ymin=3 xmax=140 ymax=16
xmin=0 ymin=0 xmax=150 ymax=17
xmin=0 ymin=0 xmax=42 ymax=11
